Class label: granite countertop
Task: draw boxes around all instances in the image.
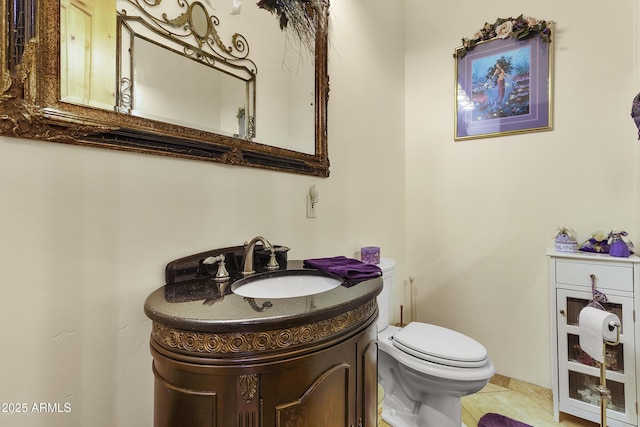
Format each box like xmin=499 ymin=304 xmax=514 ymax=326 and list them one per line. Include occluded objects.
xmin=144 ymin=260 xmax=383 ymax=333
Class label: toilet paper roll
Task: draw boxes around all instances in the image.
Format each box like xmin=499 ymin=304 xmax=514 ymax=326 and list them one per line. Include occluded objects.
xmin=578 ymin=306 xmax=620 ymax=363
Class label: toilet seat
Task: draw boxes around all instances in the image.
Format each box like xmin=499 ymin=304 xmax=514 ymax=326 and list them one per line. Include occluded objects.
xmin=392 ymin=322 xmax=488 ymax=368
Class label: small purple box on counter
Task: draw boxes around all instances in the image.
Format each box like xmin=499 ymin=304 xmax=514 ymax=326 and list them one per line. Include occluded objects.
xmin=361 ymin=246 xmax=380 ymax=264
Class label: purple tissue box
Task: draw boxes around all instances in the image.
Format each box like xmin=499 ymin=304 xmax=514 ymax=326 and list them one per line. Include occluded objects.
xmin=361 ymin=246 xmax=380 ymax=264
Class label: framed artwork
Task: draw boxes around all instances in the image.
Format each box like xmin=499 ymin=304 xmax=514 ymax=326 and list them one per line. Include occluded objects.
xmin=454 ymin=17 xmax=554 ymax=140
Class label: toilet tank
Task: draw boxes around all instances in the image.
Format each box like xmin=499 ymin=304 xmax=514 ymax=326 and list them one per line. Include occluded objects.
xmin=376 ymin=258 xmax=396 ymax=332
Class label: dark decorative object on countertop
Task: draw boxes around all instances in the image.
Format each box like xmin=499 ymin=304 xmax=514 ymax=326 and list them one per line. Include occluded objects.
xmin=455 ymin=15 xmax=553 ymax=59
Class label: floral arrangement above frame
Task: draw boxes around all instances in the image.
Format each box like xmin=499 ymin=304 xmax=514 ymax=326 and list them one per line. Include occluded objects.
xmin=454 ymin=16 xmax=554 ymax=141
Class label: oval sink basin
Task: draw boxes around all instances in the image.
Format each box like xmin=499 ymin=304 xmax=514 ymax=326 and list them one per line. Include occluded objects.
xmin=231 ymin=271 xmax=342 ymax=298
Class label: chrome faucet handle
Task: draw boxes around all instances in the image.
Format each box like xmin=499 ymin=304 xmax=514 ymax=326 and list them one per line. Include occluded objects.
xmin=202 ymin=256 xmax=218 ymax=266
xmin=203 ymin=255 xmax=230 ymax=282
xmin=203 ymin=255 xmax=223 ymax=265
xmin=265 ymin=247 xmax=279 ymax=271
xmin=214 ymin=255 xmax=230 ymax=282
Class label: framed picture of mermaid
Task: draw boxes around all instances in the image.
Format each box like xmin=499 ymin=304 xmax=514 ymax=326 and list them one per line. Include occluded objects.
xmin=454 ymin=32 xmax=553 ymax=140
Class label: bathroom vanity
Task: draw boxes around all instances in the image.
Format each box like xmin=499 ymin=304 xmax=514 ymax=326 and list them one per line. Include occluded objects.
xmin=548 ymin=250 xmax=640 ymax=426
xmin=145 ymin=243 xmax=382 ymax=427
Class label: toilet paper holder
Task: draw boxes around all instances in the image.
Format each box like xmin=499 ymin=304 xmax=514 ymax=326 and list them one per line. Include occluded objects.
xmin=582 ymin=275 xmax=621 ymax=427
xmin=598 ymin=320 xmax=621 ymax=427
xmin=605 ymin=320 xmax=621 ymax=345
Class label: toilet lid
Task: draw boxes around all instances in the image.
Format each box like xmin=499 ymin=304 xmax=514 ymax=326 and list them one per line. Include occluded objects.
xmin=392 ymin=322 xmax=488 ymax=368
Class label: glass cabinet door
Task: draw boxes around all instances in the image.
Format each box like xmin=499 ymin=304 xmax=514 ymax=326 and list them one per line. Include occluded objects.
xmin=556 ymin=288 xmax=636 ymax=425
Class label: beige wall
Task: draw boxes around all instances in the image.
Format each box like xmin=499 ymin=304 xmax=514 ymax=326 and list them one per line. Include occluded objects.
xmin=405 ymin=0 xmax=639 ymax=388
xmin=4 ymin=0 xmax=640 ymax=424
xmin=0 ymin=1 xmax=405 ymax=425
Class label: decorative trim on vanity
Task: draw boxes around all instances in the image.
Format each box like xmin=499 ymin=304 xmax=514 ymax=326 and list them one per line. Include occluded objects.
xmin=239 ymin=374 xmax=259 ymax=403
xmin=151 ymin=299 xmax=377 ymax=356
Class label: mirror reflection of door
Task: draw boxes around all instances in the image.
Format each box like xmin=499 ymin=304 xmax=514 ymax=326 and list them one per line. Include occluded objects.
xmin=60 ymin=0 xmax=116 ymax=109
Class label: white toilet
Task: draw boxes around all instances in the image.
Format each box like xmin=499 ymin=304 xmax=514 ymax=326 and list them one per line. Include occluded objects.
xmin=376 ymin=259 xmax=495 ymax=427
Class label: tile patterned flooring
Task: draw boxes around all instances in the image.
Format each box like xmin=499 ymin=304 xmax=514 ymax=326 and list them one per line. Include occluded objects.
xmin=380 ymin=381 xmax=599 ymax=427
xmin=460 ymin=382 xmax=598 ymax=427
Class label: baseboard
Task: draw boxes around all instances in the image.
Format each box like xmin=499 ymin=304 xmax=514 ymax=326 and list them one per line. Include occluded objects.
xmin=489 ymin=373 xmax=553 ymax=402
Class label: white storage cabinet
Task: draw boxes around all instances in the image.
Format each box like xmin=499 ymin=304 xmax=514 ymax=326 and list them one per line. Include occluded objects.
xmin=549 ymin=250 xmax=640 ymax=426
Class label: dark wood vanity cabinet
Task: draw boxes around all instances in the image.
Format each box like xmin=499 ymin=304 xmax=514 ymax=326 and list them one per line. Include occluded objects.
xmin=145 ymin=257 xmax=383 ymax=427
xmin=148 ymin=300 xmax=379 ymax=427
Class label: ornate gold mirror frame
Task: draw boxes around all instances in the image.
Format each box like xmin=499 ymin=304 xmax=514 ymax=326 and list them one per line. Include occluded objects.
xmin=1 ymin=0 xmax=330 ymax=177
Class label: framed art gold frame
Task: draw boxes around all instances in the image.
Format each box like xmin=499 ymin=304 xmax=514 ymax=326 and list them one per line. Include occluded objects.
xmin=454 ymin=16 xmax=554 ymax=141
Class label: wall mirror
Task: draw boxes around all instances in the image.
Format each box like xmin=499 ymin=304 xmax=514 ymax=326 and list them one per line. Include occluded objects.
xmin=1 ymin=0 xmax=330 ymax=176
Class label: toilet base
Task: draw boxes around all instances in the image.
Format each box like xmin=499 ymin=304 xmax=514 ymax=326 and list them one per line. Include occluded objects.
xmin=381 ymin=393 xmax=417 ymax=427
xmin=381 ymin=392 xmax=467 ymax=427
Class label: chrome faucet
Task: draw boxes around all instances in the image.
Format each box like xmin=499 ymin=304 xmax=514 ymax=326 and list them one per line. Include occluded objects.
xmin=242 ymin=236 xmax=279 ymax=275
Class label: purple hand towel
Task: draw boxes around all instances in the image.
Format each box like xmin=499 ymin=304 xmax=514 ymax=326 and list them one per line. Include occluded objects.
xmin=303 ymin=256 xmax=382 ymax=280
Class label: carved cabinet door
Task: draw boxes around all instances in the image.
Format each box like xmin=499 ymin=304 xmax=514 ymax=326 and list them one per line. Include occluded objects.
xmin=262 ymin=340 xmax=357 ymax=427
